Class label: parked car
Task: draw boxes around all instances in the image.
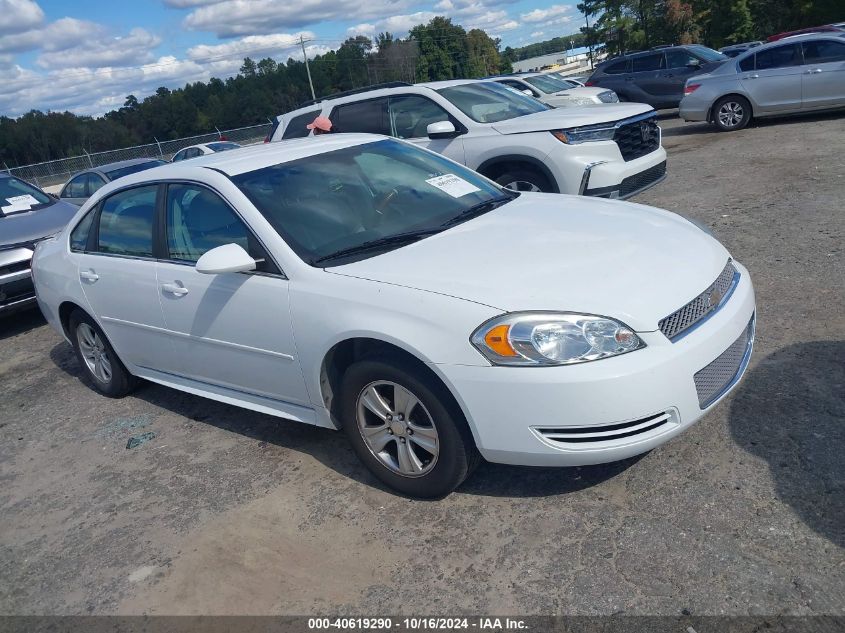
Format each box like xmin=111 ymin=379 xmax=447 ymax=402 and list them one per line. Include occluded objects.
xmin=171 ymin=141 xmax=242 ymax=162
xmin=33 ymin=135 xmax=756 ymax=497
xmin=586 ymin=44 xmax=729 ymax=108
xmin=767 ymin=24 xmax=844 ymax=42
xmin=492 ymin=72 xmax=619 ymax=106
xmin=59 ymin=158 xmax=167 ymax=206
xmin=719 ymin=41 xmax=764 ymax=58
xmin=680 ymin=33 xmax=845 ymax=131
xmin=270 ymin=80 xmax=667 ymax=198
xmin=1 ymin=174 xmax=77 ymax=316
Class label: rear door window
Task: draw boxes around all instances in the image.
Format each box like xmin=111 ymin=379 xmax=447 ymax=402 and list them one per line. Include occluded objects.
xmin=96 ymin=185 xmax=158 ymax=258
xmin=282 ymin=110 xmax=321 ymax=139
xmin=632 ymin=53 xmax=664 ymax=72
xmin=754 ymin=44 xmax=801 ymax=70
xmin=666 ymin=50 xmax=700 ymax=68
xmin=802 ymin=39 xmax=845 ymax=64
xmin=330 ymin=98 xmax=390 ymax=135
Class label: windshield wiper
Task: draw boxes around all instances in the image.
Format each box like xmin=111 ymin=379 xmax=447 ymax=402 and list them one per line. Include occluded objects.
xmin=440 ymin=195 xmax=514 ymax=228
xmin=312 ymin=228 xmax=444 ymax=265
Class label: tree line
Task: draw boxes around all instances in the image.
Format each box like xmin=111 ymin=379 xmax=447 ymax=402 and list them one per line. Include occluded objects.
xmin=1 ymin=17 xmax=513 ymax=167
xmin=578 ymin=0 xmax=842 ymax=55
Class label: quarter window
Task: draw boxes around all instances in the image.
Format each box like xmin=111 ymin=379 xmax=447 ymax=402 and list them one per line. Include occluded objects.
xmin=88 ymin=173 xmax=106 ymax=195
xmin=330 ymin=98 xmax=390 ymax=135
xmin=603 ymin=59 xmax=630 ymax=74
xmin=96 ymin=185 xmax=157 ymax=258
xmin=802 ymin=40 xmax=845 ymax=64
xmin=70 ymin=210 xmax=95 ymax=252
xmin=754 ymin=44 xmax=801 ymax=70
xmin=738 ymin=55 xmax=755 ymax=72
xmin=282 ymin=110 xmax=321 ymax=139
xmin=62 ymin=175 xmax=87 ymax=198
xmin=388 ymin=95 xmax=452 ymax=139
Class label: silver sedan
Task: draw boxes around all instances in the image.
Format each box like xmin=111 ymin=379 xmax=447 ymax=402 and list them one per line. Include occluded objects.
xmin=680 ymin=33 xmax=845 ymax=131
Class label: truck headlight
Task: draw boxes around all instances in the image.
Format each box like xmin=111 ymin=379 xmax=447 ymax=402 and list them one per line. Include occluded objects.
xmin=551 ymin=124 xmax=616 ymax=144
xmin=471 ymin=313 xmax=645 ymax=366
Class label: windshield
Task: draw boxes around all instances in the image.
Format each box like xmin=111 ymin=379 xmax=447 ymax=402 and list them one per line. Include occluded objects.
xmin=1 ymin=176 xmax=52 ymax=216
xmin=207 ymin=142 xmax=241 ymax=152
xmin=233 ymin=139 xmax=513 ymax=266
xmin=524 ymin=74 xmax=573 ymax=93
xmin=687 ymin=45 xmax=728 ymax=62
xmin=105 ymin=160 xmax=166 ymax=181
xmin=437 ymin=82 xmax=550 ymax=123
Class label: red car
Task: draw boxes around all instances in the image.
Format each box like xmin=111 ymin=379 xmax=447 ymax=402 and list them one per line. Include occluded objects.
xmin=767 ymin=24 xmax=845 ymax=42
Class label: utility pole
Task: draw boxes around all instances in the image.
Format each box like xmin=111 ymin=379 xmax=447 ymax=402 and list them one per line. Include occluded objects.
xmin=584 ymin=10 xmax=594 ymax=69
xmin=300 ymin=35 xmax=316 ymax=100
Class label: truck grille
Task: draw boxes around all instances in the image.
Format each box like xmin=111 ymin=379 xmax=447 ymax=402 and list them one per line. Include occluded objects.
xmin=694 ymin=316 xmax=755 ymax=408
xmin=659 ymin=261 xmax=738 ymax=341
xmin=614 ymin=116 xmax=660 ymax=161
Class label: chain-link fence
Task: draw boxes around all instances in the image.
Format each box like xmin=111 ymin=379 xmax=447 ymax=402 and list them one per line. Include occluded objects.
xmin=3 ymin=122 xmax=273 ymax=191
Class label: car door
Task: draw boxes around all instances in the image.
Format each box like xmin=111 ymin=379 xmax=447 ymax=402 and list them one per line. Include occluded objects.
xmin=75 ymin=184 xmax=170 ymax=370
xmin=629 ymin=53 xmax=667 ymax=104
xmin=60 ymin=174 xmax=90 ymax=206
xmin=154 ymin=182 xmax=310 ymax=405
xmin=662 ymin=50 xmax=706 ymax=104
xmin=741 ymin=43 xmax=803 ymax=112
xmin=800 ymin=38 xmax=845 ymax=109
xmin=387 ymin=94 xmax=466 ymax=163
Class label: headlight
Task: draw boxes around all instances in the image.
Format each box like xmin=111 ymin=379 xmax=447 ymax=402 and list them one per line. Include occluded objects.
xmin=551 ymin=124 xmax=615 ymax=144
xmin=471 ymin=313 xmax=645 ymax=366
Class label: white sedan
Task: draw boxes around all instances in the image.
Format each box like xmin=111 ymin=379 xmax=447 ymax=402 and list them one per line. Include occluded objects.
xmin=33 ymin=135 xmax=755 ymax=497
xmin=170 ymin=141 xmax=241 ymax=162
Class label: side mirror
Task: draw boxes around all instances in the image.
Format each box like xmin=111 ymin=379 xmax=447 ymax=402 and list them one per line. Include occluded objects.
xmin=522 ymin=89 xmax=535 ymax=96
xmin=427 ymin=120 xmax=458 ymax=140
xmin=195 ymin=243 xmax=257 ymax=275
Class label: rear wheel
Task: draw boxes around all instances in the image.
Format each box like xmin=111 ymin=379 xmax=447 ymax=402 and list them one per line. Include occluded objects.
xmin=339 ymin=355 xmax=479 ymax=498
xmin=494 ymin=168 xmax=552 ymax=193
xmin=68 ymin=309 xmax=137 ymax=397
xmin=712 ymin=95 xmax=751 ymax=131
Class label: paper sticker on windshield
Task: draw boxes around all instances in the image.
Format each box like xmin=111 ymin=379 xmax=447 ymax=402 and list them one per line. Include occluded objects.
xmin=425 ymin=174 xmax=480 ymax=198
xmin=1 ymin=194 xmax=40 ymax=214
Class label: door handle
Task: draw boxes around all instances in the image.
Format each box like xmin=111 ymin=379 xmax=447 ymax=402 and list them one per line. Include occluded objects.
xmin=161 ymin=282 xmax=189 ymax=296
xmin=804 ymin=68 xmax=822 ymax=74
xmin=79 ymin=270 xmax=99 ymax=282
xmin=744 ymin=74 xmax=759 ymax=80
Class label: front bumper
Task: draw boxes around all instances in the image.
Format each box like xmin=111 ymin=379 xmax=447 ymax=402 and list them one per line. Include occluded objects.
xmin=436 ymin=263 xmax=756 ymax=466
xmin=0 ymin=246 xmax=36 ymax=316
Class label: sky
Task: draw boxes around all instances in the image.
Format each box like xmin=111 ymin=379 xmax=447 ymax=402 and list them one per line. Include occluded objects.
xmin=0 ymin=0 xmax=584 ymax=118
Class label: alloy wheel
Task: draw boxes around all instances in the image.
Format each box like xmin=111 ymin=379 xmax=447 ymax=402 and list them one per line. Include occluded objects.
xmin=77 ymin=323 xmax=112 ymax=384
xmin=356 ymin=381 xmax=439 ymax=477
xmin=718 ymin=101 xmax=744 ymax=128
xmin=504 ymin=180 xmax=542 ymax=192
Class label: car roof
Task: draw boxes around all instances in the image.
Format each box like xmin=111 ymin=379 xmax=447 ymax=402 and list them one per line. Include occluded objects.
xmin=416 ymin=79 xmax=479 ymax=89
xmin=107 ymin=134 xmax=389 ymax=184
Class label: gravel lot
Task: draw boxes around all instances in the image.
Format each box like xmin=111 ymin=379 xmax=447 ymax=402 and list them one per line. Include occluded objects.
xmin=1 ymin=111 xmax=843 ymax=616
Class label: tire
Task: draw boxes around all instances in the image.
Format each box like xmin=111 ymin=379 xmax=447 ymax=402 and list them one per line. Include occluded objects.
xmin=68 ymin=309 xmax=137 ymax=397
xmin=493 ymin=168 xmax=553 ymax=193
xmin=339 ymin=355 xmax=480 ymax=498
xmin=712 ymin=95 xmax=751 ymax=131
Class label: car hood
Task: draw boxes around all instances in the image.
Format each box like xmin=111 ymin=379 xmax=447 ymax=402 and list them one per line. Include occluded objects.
xmin=0 ymin=199 xmax=79 ymax=247
xmin=329 ymin=194 xmax=730 ymax=332
xmin=491 ymin=102 xmax=653 ymax=134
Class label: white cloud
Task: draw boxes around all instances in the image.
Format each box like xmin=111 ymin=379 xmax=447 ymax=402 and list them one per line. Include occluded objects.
xmin=530 ymin=30 xmax=545 ymax=38
xmin=347 ymin=11 xmax=437 ymax=38
xmin=0 ymin=16 xmax=101 ymax=54
xmin=186 ymin=31 xmax=315 ymax=61
xmin=163 ymin=0 xmax=224 ymax=6
xmin=183 ymin=0 xmax=416 ymax=37
xmin=520 ymin=4 xmax=572 ymax=23
xmin=0 ymin=0 xmax=43 ymax=36
xmin=36 ymin=27 xmax=161 ymax=69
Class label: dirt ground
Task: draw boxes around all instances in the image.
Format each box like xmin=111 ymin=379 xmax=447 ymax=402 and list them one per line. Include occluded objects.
xmin=1 ymin=111 xmax=844 ymax=616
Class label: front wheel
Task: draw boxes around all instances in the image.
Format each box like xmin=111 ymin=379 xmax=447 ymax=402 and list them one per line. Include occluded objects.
xmin=339 ymin=356 xmax=479 ymax=498
xmin=712 ymin=95 xmax=751 ymax=131
xmin=494 ymin=169 xmax=552 ymax=193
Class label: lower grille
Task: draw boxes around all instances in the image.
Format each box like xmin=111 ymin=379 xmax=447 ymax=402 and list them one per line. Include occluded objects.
xmin=614 ymin=116 xmax=660 ymax=161
xmin=694 ymin=316 xmax=755 ymax=408
xmin=618 ymin=161 xmax=666 ymax=197
xmin=535 ymin=410 xmax=676 ymax=447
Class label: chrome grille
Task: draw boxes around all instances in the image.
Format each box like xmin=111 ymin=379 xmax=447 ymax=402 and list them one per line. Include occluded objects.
xmin=659 ymin=261 xmax=737 ymax=340
xmin=535 ymin=411 xmax=676 ymax=447
xmin=694 ymin=316 xmax=755 ymax=408
xmin=613 ymin=116 xmax=660 ymax=161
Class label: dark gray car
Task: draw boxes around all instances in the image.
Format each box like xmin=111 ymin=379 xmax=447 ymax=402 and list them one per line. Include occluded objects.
xmin=1 ymin=174 xmax=78 ymax=316
xmin=586 ymin=44 xmax=728 ymax=108
xmin=58 ymin=158 xmax=166 ymax=206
